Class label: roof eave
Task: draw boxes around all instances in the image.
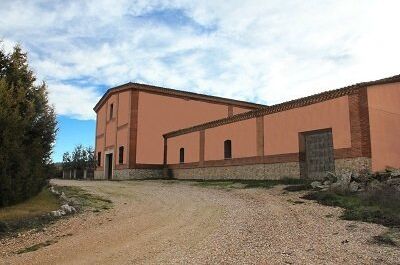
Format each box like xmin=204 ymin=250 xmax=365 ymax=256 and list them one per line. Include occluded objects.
xmin=93 ymin=82 xmax=265 ymax=112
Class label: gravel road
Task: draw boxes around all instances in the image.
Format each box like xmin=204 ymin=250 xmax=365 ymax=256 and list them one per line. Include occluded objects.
xmin=1 ymin=179 xmax=399 ymax=264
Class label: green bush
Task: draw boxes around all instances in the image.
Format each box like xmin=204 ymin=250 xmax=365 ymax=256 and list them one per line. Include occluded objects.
xmin=303 ymin=189 xmax=400 ymax=227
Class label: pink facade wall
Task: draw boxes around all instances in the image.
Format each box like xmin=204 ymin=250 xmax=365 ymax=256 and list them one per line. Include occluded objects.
xmin=116 ymin=91 xmax=130 ymax=167
xmin=105 ymin=94 xmax=117 ymax=148
xmin=95 ymin=91 xmax=131 ymax=168
xmin=264 ymin=96 xmax=351 ymax=155
xmin=167 ymin=96 xmax=352 ymax=163
xmin=117 ymin=127 xmax=129 ymax=165
xmin=117 ymin=91 xmax=130 ymax=127
xmin=167 ymin=132 xmax=199 ymax=164
xmin=204 ymin=118 xmax=257 ymax=161
xmin=233 ymin=107 xmax=251 ymax=115
xmin=96 ymin=136 xmax=105 ymax=167
xmin=97 ymin=103 xmax=106 ymax=135
xmin=368 ymin=83 xmax=400 ymax=171
xmin=136 ymin=92 xmax=243 ymax=164
xmin=95 ymin=81 xmax=400 ymax=175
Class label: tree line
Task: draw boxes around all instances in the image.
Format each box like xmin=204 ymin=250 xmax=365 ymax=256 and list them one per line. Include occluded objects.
xmin=62 ymin=145 xmax=96 ymax=179
xmin=0 ymin=44 xmax=57 ymax=207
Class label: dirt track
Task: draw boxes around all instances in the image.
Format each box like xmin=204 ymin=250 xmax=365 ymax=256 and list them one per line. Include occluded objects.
xmin=1 ymin=179 xmax=399 ymax=264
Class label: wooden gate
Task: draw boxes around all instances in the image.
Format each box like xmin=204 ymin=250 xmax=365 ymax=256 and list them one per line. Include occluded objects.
xmin=300 ymin=129 xmax=335 ymax=179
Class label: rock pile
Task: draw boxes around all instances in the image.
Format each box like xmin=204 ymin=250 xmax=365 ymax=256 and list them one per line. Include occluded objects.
xmin=310 ymin=168 xmax=400 ymax=194
xmin=49 ymin=186 xmax=60 ymax=195
xmin=48 ymin=186 xmax=77 ymax=217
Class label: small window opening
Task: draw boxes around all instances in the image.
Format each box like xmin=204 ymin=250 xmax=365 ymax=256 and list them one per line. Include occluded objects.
xmin=119 ymin=146 xmax=124 ymax=164
xmin=97 ymin=152 xmax=101 ymax=166
xmin=179 ymin=148 xmax=185 ymax=163
xmin=109 ymin=104 xmax=114 ymax=120
xmin=224 ymin=140 xmax=232 ymax=159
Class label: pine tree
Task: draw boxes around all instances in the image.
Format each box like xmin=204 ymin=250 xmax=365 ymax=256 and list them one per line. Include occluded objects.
xmin=0 ymin=43 xmax=57 ymax=206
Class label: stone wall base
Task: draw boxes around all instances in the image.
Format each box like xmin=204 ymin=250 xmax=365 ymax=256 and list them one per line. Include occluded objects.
xmin=94 ymin=168 xmax=164 ymax=180
xmin=169 ymin=162 xmax=301 ymax=180
xmin=93 ymin=157 xmax=371 ymax=181
xmin=335 ymin=157 xmax=372 ymax=175
xmin=94 ymin=170 xmax=106 ymax=180
xmin=113 ymin=168 xmax=164 ymax=180
xmin=169 ymin=157 xmax=372 ymax=180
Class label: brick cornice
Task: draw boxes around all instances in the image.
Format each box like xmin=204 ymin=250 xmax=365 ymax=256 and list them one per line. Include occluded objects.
xmin=93 ymin=83 xmax=265 ymax=112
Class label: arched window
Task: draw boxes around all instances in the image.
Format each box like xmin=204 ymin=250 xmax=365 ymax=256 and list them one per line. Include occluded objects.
xmin=224 ymin=140 xmax=232 ymax=159
xmin=179 ymin=148 xmax=185 ymax=163
xmin=119 ymin=146 xmax=124 ymax=164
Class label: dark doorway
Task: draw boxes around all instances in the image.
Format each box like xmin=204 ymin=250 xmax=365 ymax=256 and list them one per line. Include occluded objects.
xmin=299 ymin=129 xmax=335 ymax=179
xmin=106 ymin=153 xmax=113 ymax=180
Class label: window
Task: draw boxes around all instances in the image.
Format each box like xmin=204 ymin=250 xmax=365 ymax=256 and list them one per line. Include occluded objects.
xmin=109 ymin=103 xmax=114 ymax=120
xmin=179 ymin=148 xmax=185 ymax=163
xmin=97 ymin=152 xmax=101 ymax=166
xmin=224 ymin=140 xmax=232 ymax=159
xmin=119 ymin=146 xmax=124 ymax=164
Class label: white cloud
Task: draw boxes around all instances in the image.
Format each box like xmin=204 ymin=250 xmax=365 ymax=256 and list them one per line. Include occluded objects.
xmin=1 ymin=0 xmax=400 ymax=120
xmin=47 ymin=83 xmax=101 ymax=120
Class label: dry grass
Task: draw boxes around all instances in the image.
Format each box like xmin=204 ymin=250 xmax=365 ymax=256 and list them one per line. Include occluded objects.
xmin=0 ymin=185 xmax=113 ymax=235
xmin=0 ymin=188 xmax=60 ymax=222
xmin=56 ymin=186 xmax=112 ymax=212
xmin=303 ymin=189 xmax=400 ymax=228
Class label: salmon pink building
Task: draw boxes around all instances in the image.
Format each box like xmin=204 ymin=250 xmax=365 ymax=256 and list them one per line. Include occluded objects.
xmin=93 ymin=83 xmax=263 ymax=180
xmin=94 ymin=75 xmax=400 ymax=180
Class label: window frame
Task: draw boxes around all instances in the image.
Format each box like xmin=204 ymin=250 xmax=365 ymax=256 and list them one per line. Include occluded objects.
xmin=224 ymin=140 xmax=232 ymax=159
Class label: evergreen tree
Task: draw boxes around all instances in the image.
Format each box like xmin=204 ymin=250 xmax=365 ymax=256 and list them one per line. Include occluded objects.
xmin=0 ymin=43 xmax=57 ymax=206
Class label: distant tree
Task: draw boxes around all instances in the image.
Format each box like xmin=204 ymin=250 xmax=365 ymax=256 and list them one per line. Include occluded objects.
xmin=0 ymin=43 xmax=57 ymax=207
xmin=72 ymin=144 xmax=85 ymax=172
xmin=62 ymin=152 xmax=72 ymax=170
xmin=86 ymin=146 xmax=96 ymax=171
xmin=62 ymin=145 xmax=95 ymax=179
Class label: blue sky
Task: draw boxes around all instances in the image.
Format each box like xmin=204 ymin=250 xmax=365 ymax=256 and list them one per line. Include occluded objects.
xmin=54 ymin=116 xmax=96 ymax=162
xmin=1 ymin=0 xmax=400 ymax=162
